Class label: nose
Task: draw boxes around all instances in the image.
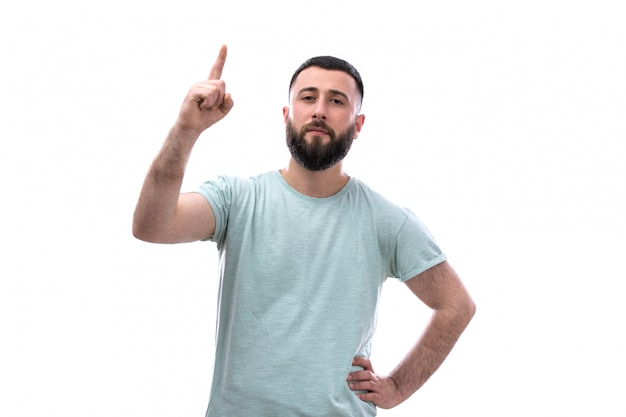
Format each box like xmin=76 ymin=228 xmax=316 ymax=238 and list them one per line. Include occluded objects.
xmin=312 ymin=100 xmax=327 ymax=120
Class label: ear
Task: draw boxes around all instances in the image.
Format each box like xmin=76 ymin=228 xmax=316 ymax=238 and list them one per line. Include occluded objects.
xmin=353 ymin=114 xmax=366 ymax=139
xmin=282 ymin=106 xmax=290 ymax=123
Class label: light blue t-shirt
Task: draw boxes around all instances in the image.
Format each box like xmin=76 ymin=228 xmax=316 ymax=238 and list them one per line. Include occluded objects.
xmin=196 ymin=171 xmax=446 ymax=417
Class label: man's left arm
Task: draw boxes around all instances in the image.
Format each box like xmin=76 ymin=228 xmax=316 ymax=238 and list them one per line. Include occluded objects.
xmin=347 ymin=261 xmax=476 ymax=409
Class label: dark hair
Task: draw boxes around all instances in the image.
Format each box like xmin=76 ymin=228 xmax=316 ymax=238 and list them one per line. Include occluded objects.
xmin=289 ymin=56 xmax=364 ymax=104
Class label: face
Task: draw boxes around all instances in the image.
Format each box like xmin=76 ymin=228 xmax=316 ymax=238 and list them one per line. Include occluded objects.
xmin=283 ymin=67 xmax=365 ymax=171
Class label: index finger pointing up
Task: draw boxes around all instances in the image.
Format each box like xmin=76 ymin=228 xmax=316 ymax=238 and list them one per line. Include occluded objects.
xmin=208 ymin=44 xmax=227 ymax=80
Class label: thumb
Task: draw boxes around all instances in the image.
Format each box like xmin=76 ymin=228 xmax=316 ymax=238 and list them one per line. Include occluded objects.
xmin=220 ymin=93 xmax=235 ymax=115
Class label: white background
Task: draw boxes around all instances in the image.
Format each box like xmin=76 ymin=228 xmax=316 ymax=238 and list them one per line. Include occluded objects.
xmin=2 ymin=1 xmax=624 ymax=416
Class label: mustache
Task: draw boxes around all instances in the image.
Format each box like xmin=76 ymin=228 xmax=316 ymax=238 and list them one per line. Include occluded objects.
xmin=303 ymin=120 xmax=332 ymax=132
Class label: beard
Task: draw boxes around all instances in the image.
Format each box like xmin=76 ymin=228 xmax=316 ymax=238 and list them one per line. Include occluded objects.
xmin=285 ymin=119 xmax=356 ymax=171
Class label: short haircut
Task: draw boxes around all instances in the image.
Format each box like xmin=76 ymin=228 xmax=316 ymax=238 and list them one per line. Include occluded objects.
xmin=289 ymin=56 xmax=364 ymax=107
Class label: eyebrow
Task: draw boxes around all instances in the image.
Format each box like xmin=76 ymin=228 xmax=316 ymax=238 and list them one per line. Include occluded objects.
xmin=297 ymin=87 xmax=351 ymax=103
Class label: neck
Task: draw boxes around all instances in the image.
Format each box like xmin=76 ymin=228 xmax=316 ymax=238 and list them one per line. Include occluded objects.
xmin=280 ymin=158 xmax=350 ymax=198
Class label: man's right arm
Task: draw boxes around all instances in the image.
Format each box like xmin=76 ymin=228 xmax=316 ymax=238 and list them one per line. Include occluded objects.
xmin=132 ymin=127 xmax=217 ymax=243
xmin=132 ymin=45 xmax=234 ymax=244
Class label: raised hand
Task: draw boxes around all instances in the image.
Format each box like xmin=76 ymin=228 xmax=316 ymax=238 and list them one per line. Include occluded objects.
xmin=174 ymin=45 xmax=235 ymax=138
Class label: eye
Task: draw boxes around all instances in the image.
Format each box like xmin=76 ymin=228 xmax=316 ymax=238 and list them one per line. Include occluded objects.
xmin=330 ymin=98 xmax=344 ymax=105
xmin=301 ymin=95 xmax=316 ymax=101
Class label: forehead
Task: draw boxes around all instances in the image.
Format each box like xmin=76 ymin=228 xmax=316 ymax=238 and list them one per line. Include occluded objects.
xmin=291 ymin=66 xmax=359 ymax=98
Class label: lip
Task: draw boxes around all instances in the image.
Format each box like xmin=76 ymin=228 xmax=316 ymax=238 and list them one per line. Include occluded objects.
xmin=307 ymin=127 xmax=328 ymax=135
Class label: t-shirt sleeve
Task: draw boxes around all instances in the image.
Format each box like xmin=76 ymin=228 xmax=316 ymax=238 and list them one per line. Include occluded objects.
xmin=194 ymin=175 xmax=233 ymax=248
xmin=391 ymin=209 xmax=447 ymax=282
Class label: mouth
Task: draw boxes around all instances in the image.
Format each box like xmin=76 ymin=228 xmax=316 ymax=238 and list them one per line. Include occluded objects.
xmin=307 ymin=127 xmax=329 ymax=135
xmin=305 ymin=121 xmax=332 ymax=137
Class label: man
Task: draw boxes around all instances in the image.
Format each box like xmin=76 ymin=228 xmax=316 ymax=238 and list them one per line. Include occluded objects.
xmin=133 ymin=45 xmax=475 ymax=416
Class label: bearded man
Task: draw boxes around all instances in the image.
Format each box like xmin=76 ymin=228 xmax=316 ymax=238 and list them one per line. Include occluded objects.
xmin=133 ymin=45 xmax=475 ymax=417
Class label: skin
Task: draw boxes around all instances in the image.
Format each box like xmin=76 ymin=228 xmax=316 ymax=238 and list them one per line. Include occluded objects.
xmin=133 ymin=45 xmax=476 ymax=410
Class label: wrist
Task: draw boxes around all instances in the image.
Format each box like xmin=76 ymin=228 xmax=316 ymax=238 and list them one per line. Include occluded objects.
xmin=170 ymin=123 xmax=202 ymax=145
